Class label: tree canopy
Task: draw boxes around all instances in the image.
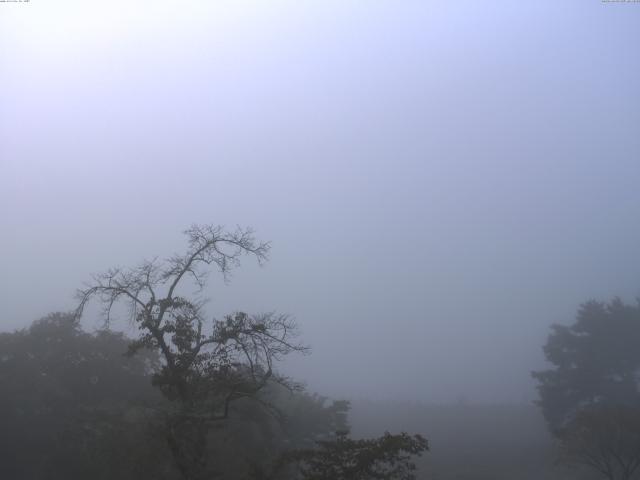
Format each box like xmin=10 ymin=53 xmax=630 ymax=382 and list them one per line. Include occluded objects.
xmin=533 ymin=297 xmax=640 ymax=480
xmin=532 ymin=298 xmax=640 ymax=430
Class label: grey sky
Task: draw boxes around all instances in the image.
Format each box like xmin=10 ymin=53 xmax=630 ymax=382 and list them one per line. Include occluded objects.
xmin=1 ymin=0 xmax=639 ymax=403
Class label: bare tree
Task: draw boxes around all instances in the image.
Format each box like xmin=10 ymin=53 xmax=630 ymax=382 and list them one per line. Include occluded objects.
xmin=75 ymin=224 xmax=308 ymax=480
xmin=558 ymin=407 xmax=640 ymax=480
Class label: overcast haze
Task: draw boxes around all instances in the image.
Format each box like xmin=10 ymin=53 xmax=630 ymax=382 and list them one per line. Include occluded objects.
xmin=1 ymin=0 xmax=640 ymax=404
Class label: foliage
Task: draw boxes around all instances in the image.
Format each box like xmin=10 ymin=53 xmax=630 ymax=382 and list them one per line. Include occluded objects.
xmin=264 ymin=431 xmax=428 ymax=480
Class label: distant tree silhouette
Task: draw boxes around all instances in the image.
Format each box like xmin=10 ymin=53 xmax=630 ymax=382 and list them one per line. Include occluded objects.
xmin=532 ymin=297 xmax=640 ymax=480
xmin=75 ymin=224 xmax=307 ymax=480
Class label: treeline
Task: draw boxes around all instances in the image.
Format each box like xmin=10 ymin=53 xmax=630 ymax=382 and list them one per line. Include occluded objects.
xmin=4 ymin=224 xmax=640 ymax=480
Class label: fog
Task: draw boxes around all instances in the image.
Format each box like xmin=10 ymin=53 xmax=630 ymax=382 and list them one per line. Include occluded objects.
xmin=2 ymin=0 xmax=639 ymax=409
